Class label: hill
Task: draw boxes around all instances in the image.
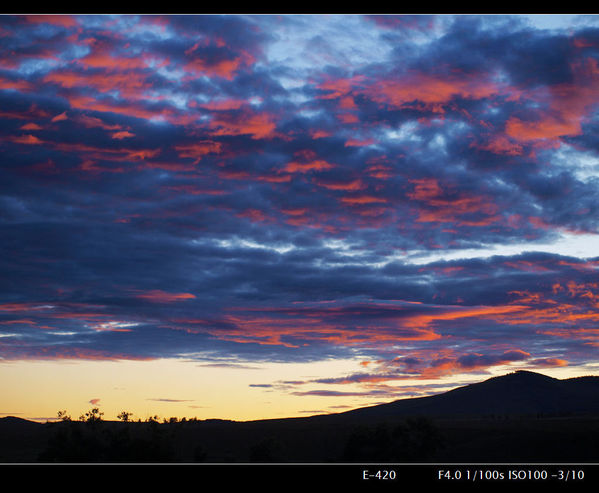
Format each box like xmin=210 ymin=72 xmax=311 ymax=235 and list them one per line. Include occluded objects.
xmin=334 ymin=370 xmax=599 ymax=419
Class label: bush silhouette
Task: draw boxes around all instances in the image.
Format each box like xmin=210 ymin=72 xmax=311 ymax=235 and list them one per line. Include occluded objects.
xmin=39 ymin=409 xmax=175 ymax=462
xmin=117 ymin=411 xmax=133 ymax=422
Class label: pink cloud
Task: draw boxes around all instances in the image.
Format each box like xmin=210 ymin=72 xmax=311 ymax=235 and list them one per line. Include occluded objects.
xmin=135 ymin=290 xmax=196 ymax=303
xmin=51 ymin=111 xmax=68 ymax=122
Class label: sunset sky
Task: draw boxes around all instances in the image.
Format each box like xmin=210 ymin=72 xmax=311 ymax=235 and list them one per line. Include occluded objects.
xmin=2 ymin=14 xmax=599 ymax=423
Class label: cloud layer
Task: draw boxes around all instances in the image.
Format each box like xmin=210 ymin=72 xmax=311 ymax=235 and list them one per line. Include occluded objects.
xmin=2 ymin=15 xmax=599 ymax=397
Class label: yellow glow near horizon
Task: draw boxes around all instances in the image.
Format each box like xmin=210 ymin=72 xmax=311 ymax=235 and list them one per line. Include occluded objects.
xmin=1 ymin=357 xmax=596 ymax=423
xmin=0 ymin=357 xmax=378 ymax=422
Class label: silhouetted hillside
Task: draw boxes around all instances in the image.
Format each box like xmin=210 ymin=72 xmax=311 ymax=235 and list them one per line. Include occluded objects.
xmin=337 ymin=370 xmax=599 ymax=419
xmin=0 ymin=416 xmax=48 ymax=461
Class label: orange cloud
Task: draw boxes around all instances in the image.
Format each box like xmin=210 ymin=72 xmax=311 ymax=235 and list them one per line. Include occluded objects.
xmin=9 ymin=134 xmax=44 ymax=145
xmin=281 ymin=208 xmax=308 ymax=216
xmin=408 ymin=178 xmax=499 ymax=226
xmin=66 ymin=93 xmax=173 ymax=121
xmin=0 ymin=76 xmax=33 ymax=92
xmin=531 ymin=358 xmax=568 ymax=367
xmin=77 ymin=114 xmax=123 ymax=131
xmin=25 ymin=15 xmax=79 ymax=28
xmin=184 ymin=50 xmax=255 ymax=80
xmin=50 ymin=141 xmax=162 ymax=165
xmin=475 ymin=135 xmax=524 ymax=155
xmin=313 ymin=178 xmax=365 ymax=191
xmin=503 ymin=261 xmax=552 ymax=273
xmin=8 ymin=347 xmax=155 ymax=361
xmin=256 ymin=173 xmax=292 ymax=183
xmin=316 ymin=76 xmax=365 ymax=99
xmin=213 ymin=315 xmax=441 ymax=348
xmin=340 ymin=195 xmax=387 ymax=205
xmin=366 ymin=164 xmax=394 ymax=179
xmin=418 ymin=349 xmax=531 ymax=379
xmin=45 ymin=70 xmax=151 ymax=100
xmin=111 ymin=131 xmax=135 ymax=140
xmin=236 ymin=209 xmax=273 ymax=223
xmin=401 ymin=304 xmax=530 ymax=329
xmin=504 ymin=58 xmax=599 ymax=143
xmin=175 ymin=141 xmax=222 ymax=163
xmin=310 ymin=130 xmax=332 ymax=139
xmin=282 ymin=160 xmax=335 ymax=173
xmin=345 ymin=138 xmax=376 ymax=147
xmin=135 ymin=290 xmax=196 ymax=303
xmin=367 ymin=73 xmax=501 ymax=111
xmin=78 ymin=45 xmax=151 ymax=71
xmin=185 ymin=58 xmax=241 ymax=80
xmin=505 ymin=116 xmax=580 ymax=141
xmin=162 ymin=185 xmax=226 ymax=195
xmin=195 ymin=99 xmax=247 ymax=111
xmin=208 ymin=112 xmax=277 ymax=140
xmin=338 ymin=112 xmax=359 ymax=124
xmin=51 ymin=111 xmax=68 ymax=122
xmin=20 ymin=123 xmax=43 ymax=130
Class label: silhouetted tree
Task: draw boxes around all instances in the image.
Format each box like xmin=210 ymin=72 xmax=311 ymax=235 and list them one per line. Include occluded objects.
xmin=40 ymin=407 xmax=175 ymax=462
xmin=117 ymin=411 xmax=133 ymax=422
xmin=40 ymin=409 xmax=105 ymax=461
xmin=79 ymin=407 xmax=104 ymax=424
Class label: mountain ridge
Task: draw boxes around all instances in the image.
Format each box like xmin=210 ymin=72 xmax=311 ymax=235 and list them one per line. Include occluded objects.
xmin=333 ymin=370 xmax=599 ymax=419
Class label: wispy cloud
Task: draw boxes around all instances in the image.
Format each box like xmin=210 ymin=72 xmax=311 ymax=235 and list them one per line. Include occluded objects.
xmin=146 ymin=398 xmax=195 ymax=403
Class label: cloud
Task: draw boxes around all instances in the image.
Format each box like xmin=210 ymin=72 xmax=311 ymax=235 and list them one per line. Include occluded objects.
xmin=50 ymin=111 xmax=68 ymax=122
xmin=146 ymin=398 xmax=194 ymax=403
xmin=291 ymin=390 xmax=390 ymax=397
xmin=134 ymin=290 xmax=196 ymax=303
xmin=1 ymin=14 xmax=599 ymax=392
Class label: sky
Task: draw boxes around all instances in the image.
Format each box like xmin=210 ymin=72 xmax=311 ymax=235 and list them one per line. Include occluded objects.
xmin=2 ymin=14 xmax=599 ymax=422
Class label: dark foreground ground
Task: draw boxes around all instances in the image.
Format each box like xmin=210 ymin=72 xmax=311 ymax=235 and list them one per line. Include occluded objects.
xmin=1 ymin=413 xmax=599 ymax=463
